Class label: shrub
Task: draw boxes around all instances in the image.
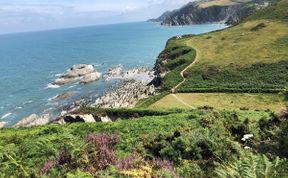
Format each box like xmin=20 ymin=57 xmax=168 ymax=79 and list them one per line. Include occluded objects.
xmin=215 ymin=152 xmax=288 ymax=178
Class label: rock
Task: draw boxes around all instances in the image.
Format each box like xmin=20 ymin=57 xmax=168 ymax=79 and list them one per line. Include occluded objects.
xmin=63 ymin=64 xmax=94 ymax=78
xmin=52 ymin=64 xmax=102 ymax=86
xmin=0 ymin=122 xmax=5 ymax=129
xmin=104 ymin=65 xmax=124 ymax=80
xmin=154 ymin=1 xmax=263 ymax=26
xmin=14 ymin=113 xmax=51 ymax=128
xmin=53 ymin=77 xmax=75 ymax=85
xmin=50 ymin=92 xmax=75 ymax=102
xmin=251 ymin=23 xmax=266 ymax=31
xmin=80 ymin=72 xmax=101 ymax=84
xmin=100 ymin=116 xmax=112 ymax=123
xmin=63 ymin=114 xmax=95 ymax=123
xmin=92 ymin=80 xmax=156 ymax=109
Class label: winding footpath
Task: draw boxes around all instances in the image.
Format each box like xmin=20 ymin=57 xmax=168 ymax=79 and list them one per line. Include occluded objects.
xmin=171 ymin=49 xmax=199 ymax=93
xmin=170 ymin=48 xmax=199 ymax=109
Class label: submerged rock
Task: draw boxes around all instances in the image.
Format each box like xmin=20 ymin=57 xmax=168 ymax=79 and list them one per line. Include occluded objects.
xmin=50 ymin=92 xmax=75 ymax=102
xmin=14 ymin=113 xmax=51 ymax=128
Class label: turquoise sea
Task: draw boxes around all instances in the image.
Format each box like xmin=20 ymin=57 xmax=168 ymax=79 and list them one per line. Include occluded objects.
xmin=0 ymin=22 xmax=226 ymax=126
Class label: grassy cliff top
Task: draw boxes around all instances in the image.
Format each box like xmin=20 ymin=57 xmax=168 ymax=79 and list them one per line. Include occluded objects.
xmin=198 ymin=0 xmax=251 ymax=8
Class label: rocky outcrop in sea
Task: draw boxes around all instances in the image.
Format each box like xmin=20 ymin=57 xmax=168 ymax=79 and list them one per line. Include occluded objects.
xmin=13 ymin=66 xmax=156 ymax=127
xmin=51 ymin=64 xmax=101 ymax=86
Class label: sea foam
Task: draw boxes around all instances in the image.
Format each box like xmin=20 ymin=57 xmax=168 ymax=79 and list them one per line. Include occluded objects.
xmin=1 ymin=113 xmax=12 ymax=120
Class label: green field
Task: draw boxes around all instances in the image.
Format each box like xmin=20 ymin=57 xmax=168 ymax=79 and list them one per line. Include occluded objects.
xmin=160 ymin=20 xmax=288 ymax=93
xmin=151 ymin=93 xmax=287 ymax=111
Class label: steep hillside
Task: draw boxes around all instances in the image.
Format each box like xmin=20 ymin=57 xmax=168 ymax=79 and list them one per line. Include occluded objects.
xmin=147 ymin=0 xmax=288 ymax=112
xmin=153 ymin=0 xmax=272 ymax=25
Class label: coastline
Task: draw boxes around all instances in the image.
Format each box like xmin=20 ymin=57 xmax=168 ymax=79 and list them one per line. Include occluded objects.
xmin=10 ymin=65 xmax=157 ymax=128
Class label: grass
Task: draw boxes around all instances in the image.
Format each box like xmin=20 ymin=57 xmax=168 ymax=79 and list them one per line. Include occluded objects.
xmin=1 ymin=108 xmax=283 ymax=177
xmin=156 ymin=20 xmax=288 ymax=93
xmin=198 ymin=0 xmax=250 ymax=8
xmin=150 ymin=93 xmax=286 ymax=111
xmin=183 ymin=20 xmax=288 ymax=69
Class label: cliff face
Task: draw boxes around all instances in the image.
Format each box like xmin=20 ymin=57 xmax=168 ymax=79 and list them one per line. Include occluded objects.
xmin=162 ymin=4 xmax=251 ymax=25
xmin=153 ymin=0 xmax=268 ymax=26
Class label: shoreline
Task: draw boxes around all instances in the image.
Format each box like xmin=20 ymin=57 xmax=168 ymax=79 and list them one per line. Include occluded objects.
xmin=7 ymin=65 xmax=157 ymax=128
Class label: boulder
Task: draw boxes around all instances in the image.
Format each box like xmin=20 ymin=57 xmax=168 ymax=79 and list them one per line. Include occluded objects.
xmin=63 ymin=64 xmax=94 ymax=78
xmin=80 ymin=72 xmax=101 ymax=84
xmin=0 ymin=122 xmax=5 ymax=129
xmin=100 ymin=116 xmax=112 ymax=123
xmin=14 ymin=113 xmax=51 ymax=128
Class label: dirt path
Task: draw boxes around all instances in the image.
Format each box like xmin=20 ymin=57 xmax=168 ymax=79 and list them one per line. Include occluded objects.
xmin=171 ymin=48 xmax=199 ymax=93
xmin=171 ymin=94 xmax=196 ymax=109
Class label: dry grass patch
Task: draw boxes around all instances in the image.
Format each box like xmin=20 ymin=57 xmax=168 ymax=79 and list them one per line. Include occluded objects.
xmin=150 ymin=93 xmax=286 ymax=111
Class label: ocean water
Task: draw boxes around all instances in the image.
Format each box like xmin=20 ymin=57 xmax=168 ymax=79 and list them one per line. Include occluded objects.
xmin=0 ymin=22 xmax=226 ymax=126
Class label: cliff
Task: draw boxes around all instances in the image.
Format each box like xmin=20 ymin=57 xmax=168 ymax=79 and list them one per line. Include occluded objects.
xmin=152 ymin=0 xmax=270 ymax=26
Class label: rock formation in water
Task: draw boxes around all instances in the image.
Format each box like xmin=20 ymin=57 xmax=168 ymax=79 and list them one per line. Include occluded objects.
xmin=52 ymin=64 xmax=101 ymax=86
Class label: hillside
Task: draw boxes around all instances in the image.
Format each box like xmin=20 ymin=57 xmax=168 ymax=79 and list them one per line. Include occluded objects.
xmin=1 ymin=107 xmax=288 ymax=177
xmin=149 ymin=0 xmax=288 ymax=111
xmin=151 ymin=0 xmax=272 ymax=25
xmin=1 ymin=0 xmax=288 ymax=177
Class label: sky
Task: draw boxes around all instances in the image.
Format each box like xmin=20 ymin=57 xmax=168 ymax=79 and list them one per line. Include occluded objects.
xmin=0 ymin=0 xmax=191 ymax=34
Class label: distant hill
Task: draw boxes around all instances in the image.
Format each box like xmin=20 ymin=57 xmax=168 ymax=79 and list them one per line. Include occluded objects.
xmin=150 ymin=0 xmax=273 ymax=25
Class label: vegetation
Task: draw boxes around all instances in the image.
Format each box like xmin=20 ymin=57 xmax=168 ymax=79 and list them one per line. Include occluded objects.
xmin=179 ymin=60 xmax=288 ymax=93
xmin=151 ymin=93 xmax=287 ymax=111
xmin=160 ymin=45 xmax=196 ymax=90
xmin=1 ymin=107 xmax=288 ymax=177
xmin=159 ymin=19 xmax=288 ymax=93
xmin=150 ymin=0 xmax=288 ymax=111
xmin=1 ymin=0 xmax=288 ymax=177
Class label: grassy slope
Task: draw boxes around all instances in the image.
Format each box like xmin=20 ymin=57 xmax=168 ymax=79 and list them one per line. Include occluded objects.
xmin=198 ymin=0 xmax=251 ymax=8
xmin=150 ymin=93 xmax=286 ymax=111
xmin=148 ymin=0 xmax=288 ymax=109
xmin=178 ymin=20 xmax=288 ymax=92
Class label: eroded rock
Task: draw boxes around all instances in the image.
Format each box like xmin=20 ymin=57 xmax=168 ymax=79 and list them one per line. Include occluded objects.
xmin=80 ymin=72 xmax=101 ymax=84
xmin=14 ymin=113 xmax=51 ymax=128
xmin=63 ymin=114 xmax=96 ymax=123
xmin=52 ymin=64 xmax=101 ymax=86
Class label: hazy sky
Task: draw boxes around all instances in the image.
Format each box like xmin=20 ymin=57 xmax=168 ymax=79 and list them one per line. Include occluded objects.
xmin=0 ymin=0 xmax=191 ymax=34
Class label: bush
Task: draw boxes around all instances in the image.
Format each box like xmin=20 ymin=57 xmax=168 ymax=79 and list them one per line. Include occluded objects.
xmin=215 ymin=152 xmax=288 ymax=178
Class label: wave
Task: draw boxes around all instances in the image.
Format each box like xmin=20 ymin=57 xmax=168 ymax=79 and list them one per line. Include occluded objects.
xmin=46 ymin=83 xmax=61 ymax=89
xmin=1 ymin=113 xmax=12 ymax=120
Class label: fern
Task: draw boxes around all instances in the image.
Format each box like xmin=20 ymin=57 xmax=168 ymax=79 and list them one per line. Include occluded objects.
xmin=215 ymin=152 xmax=288 ymax=178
